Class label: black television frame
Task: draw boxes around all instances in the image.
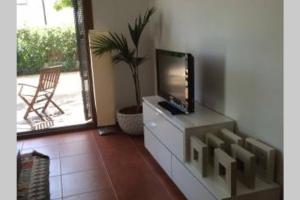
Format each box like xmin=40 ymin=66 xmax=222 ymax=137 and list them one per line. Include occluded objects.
xmin=156 ymin=49 xmax=194 ymax=114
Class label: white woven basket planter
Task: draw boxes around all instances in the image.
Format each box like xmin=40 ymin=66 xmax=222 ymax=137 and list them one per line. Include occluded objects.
xmin=117 ymin=111 xmax=143 ymax=135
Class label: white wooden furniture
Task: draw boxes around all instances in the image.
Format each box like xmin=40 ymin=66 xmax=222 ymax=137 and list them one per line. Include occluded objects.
xmin=143 ymin=96 xmax=280 ymax=200
xmin=214 ymin=148 xmax=237 ymax=195
xmin=245 ymin=138 xmax=276 ymax=183
xmin=190 ymin=135 xmax=208 ymax=177
xmin=231 ymin=144 xmax=256 ymax=189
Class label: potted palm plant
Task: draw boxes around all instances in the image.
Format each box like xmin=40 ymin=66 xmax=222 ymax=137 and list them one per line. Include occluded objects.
xmin=91 ymin=8 xmax=155 ymax=135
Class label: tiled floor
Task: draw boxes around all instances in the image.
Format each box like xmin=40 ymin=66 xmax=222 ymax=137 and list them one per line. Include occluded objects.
xmin=17 ymin=128 xmax=187 ymax=200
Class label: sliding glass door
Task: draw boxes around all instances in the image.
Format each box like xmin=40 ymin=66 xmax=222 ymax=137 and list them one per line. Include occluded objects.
xmin=16 ymin=0 xmax=96 ymax=137
xmin=73 ymin=0 xmax=96 ymax=121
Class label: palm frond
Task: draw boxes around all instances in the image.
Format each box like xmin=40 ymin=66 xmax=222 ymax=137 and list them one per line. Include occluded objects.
xmin=112 ymin=50 xmax=136 ymax=65
xmin=133 ymin=57 xmax=146 ymax=67
xmin=91 ymin=31 xmax=138 ymax=65
xmin=91 ymin=34 xmax=117 ymax=56
xmin=109 ymin=32 xmax=130 ymax=55
xmin=91 ymin=8 xmax=155 ymax=67
xmin=128 ymin=7 xmax=155 ymax=49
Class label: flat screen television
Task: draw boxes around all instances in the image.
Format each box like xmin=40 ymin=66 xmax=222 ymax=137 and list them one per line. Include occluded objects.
xmin=156 ymin=49 xmax=194 ymax=114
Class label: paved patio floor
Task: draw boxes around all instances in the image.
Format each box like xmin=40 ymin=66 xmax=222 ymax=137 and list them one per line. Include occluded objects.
xmin=17 ymin=71 xmax=89 ymax=133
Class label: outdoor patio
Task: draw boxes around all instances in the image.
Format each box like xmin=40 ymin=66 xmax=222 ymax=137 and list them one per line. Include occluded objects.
xmin=17 ymin=71 xmax=88 ymax=133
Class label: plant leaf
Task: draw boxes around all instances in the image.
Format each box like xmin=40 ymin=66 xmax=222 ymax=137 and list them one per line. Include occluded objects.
xmin=128 ymin=7 xmax=155 ymax=49
xmin=91 ymin=34 xmax=117 ymax=56
xmin=91 ymin=32 xmax=137 ymax=65
xmin=133 ymin=57 xmax=146 ymax=67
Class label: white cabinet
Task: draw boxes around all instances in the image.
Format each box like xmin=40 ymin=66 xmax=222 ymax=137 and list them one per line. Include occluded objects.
xmin=143 ymin=96 xmax=280 ymax=200
xmin=172 ymin=155 xmax=216 ymax=200
xmin=144 ymin=127 xmax=172 ymax=177
xmin=144 ymin=103 xmax=184 ymax=161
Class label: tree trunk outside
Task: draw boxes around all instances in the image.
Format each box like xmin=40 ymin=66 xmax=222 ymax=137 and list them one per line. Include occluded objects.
xmin=41 ymin=0 xmax=47 ymax=25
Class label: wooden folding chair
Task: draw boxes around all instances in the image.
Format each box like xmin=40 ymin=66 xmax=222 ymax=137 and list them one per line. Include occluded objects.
xmin=18 ymin=66 xmax=64 ymax=121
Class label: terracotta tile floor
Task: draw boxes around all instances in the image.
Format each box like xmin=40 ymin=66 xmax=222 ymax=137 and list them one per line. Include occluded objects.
xmin=17 ymin=128 xmax=186 ymax=200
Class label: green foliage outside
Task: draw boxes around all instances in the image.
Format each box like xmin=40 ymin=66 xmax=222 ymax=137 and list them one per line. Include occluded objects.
xmin=53 ymin=0 xmax=72 ymax=11
xmin=17 ymin=26 xmax=78 ymax=75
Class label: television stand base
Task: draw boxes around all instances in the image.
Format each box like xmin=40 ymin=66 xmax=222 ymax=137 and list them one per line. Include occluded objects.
xmin=158 ymin=101 xmax=185 ymax=115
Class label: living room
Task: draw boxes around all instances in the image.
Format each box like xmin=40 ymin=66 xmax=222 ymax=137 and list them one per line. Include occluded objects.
xmin=2 ymin=0 xmax=299 ymax=199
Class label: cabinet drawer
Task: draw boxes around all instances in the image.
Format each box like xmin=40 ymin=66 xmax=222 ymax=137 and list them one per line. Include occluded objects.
xmin=143 ymin=103 xmax=184 ymax=161
xmin=172 ymin=155 xmax=216 ymax=200
xmin=144 ymin=127 xmax=172 ymax=177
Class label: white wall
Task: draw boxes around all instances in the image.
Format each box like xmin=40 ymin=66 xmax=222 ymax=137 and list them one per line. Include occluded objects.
xmin=91 ymin=0 xmax=155 ymax=110
xmin=152 ymin=0 xmax=283 ymax=184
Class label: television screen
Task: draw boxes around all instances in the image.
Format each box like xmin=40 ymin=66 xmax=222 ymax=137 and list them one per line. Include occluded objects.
xmin=158 ymin=53 xmax=187 ymax=102
xmin=156 ymin=49 xmax=194 ymax=113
